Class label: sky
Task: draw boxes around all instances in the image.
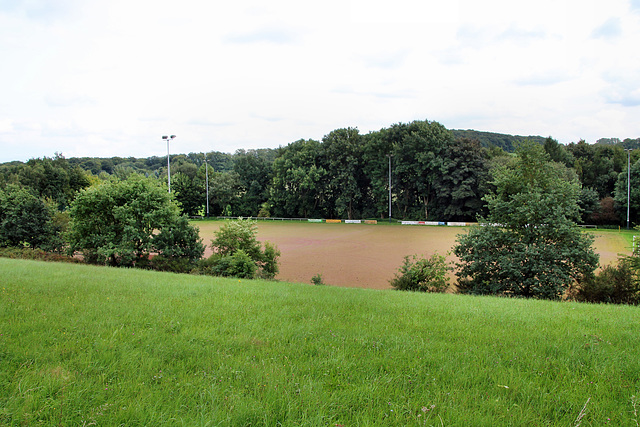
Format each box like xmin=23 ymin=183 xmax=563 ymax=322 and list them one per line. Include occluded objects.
xmin=1 ymin=0 xmax=640 ymax=163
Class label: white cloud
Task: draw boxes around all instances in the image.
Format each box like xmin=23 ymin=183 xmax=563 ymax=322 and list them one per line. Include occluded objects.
xmin=350 ymin=0 xmax=459 ymax=24
xmin=513 ymin=70 xmax=574 ymax=86
xmin=591 ymin=17 xmax=623 ymax=39
xmin=602 ymin=69 xmax=640 ymax=106
xmin=1 ymin=0 xmax=640 ymax=163
xmin=224 ymin=26 xmax=304 ymax=45
xmin=0 ymin=119 xmax=15 ymax=134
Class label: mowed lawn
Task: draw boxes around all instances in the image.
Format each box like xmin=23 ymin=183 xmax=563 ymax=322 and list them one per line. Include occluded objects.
xmin=1 ymin=258 xmax=639 ymax=425
xmin=195 ymin=220 xmax=636 ymax=289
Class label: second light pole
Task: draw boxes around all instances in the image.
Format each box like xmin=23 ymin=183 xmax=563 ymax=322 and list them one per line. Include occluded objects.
xmin=387 ymin=153 xmax=393 ymax=223
xmin=205 ymin=155 xmax=210 ymax=218
xmin=162 ymin=135 xmax=176 ymax=193
xmin=626 ymin=148 xmax=632 ymax=230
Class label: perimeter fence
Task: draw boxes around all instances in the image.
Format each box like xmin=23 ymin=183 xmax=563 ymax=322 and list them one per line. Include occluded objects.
xmin=191 ymin=216 xmax=479 ymax=226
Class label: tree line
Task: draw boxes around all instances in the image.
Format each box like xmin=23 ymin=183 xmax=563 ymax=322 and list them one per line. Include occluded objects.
xmin=1 ymin=120 xmax=639 ymax=225
xmin=391 ymin=141 xmax=640 ymax=304
xmin=1 ymin=127 xmax=639 ymax=303
xmin=0 ymin=172 xmax=280 ymax=280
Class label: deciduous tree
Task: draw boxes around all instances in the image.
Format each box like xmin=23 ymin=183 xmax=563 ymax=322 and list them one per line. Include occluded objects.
xmin=172 ymin=171 xmax=204 ymax=217
xmin=322 ymin=127 xmax=368 ymax=219
xmin=207 ymin=219 xmax=280 ymax=279
xmin=269 ymin=139 xmax=328 ymax=218
xmin=454 ymin=141 xmax=599 ymax=299
xmin=432 ymin=138 xmax=490 ymax=221
xmin=68 ymin=175 xmax=204 ymax=267
xmin=0 ymin=186 xmax=62 ymax=251
xmin=233 ymin=149 xmax=273 ymax=216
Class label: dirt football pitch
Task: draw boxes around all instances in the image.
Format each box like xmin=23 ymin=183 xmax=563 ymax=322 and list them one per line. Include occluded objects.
xmin=196 ymin=221 xmax=632 ymax=290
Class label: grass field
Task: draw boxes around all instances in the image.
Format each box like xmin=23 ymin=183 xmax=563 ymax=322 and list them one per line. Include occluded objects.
xmin=1 ymin=258 xmax=640 ymax=425
xmin=195 ymin=220 xmax=636 ymax=289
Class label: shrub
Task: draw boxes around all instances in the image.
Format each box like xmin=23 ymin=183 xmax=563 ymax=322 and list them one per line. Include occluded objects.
xmin=311 ymin=273 xmax=325 ymax=286
xmin=576 ymin=237 xmax=640 ymax=305
xmin=211 ymin=219 xmax=262 ymax=259
xmin=390 ymin=252 xmax=450 ymax=292
xmin=0 ymin=186 xmax=62 ymax=251
xmin=48 ymin=210 xmax=70 ymax=252
xmin=212 ymin=250 xmax=257 ymax=279
xmin=210 ymin=219 xmax=280 ymax=279
xmin=259 ymin=241 xmax=280 ymax=279
xmin=148 ymin=254 xmax=196 ymax=274
xmin=68 ymin=175 xmax=203 ymax=268
xmin=454 ymin=142 xmax=599 ymax=299
xmin=575 ymin=261 xmax=639 ymax=305
xmin=258 ymin=202 xmax=271 ymax=218
xmin=194 ymin=250 xmax=258 ymax=279
xmin=0 ymin=247 xmax=81 ymax=263
xmin=153 ymin=216 xmax=205 ymax=266
xmin=193 ymin=254 xmax=219 ymax=276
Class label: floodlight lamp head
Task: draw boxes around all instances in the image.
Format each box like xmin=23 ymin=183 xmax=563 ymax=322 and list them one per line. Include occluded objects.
xmin=162 ymin=135 xmax=168 ymax=140
xmin=170 ymin=135 xmax=176 ymax=139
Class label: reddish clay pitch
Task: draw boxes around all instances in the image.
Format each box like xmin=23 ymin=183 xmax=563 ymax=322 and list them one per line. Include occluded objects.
xmin=197 ymin=221 xmax=628 ymax=290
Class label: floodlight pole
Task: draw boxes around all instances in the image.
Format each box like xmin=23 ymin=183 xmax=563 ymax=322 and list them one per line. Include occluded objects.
xmin=387 ymin=153 xmax=393 ymax=223
xmin=626 ymin=148 xmax=632 ymax=230
xmin=162 ymin=135 xmax=176 ymax=193
xmin=205 ymin=155 xmax=210 ymax=218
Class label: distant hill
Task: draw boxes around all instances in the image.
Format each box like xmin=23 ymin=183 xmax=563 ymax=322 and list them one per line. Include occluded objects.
xmin=596 ymin=137 xmax=640 ymax=150
xmin=452 ymin=129 xmax=547 ymax=152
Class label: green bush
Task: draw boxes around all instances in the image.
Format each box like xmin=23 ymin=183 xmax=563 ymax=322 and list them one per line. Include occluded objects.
xmin=210 ymin=219 xmax=280 ymax=279
xmin=0 ymin=186 xmax=62 ymax=251
xmin=454 ymin=142 xmax=599 ymax=300
xmin=194 ymin=251 xmax=257 ymax=279
xmin=0 ymin=247 xmax=81 ymax=263
xmin=311 ymin=273 xmax=325 ymax=286
xmin=148 ymin=254 xmax=197 ymax=274
xmin=576 ymin=238 xmax=640 ymax=305
xmin=155 ymin=216 xmax=204 ymax=260
xmin=193 ymin=254 xmax=218 ymax=276
xmin=211 ymin=250 xmax=257 ymax=279
xmin=390 ymin=252 xmax=450 ymax=292
xmin=257 ymin=202 xmax=271 ymax=218
xmin=575 ymin=261 xmax=639 ymax=305
xmin=259 ymin=241 xmax=280 ymax=279
xmin=68 ymin=175 xmax=203 ymax=268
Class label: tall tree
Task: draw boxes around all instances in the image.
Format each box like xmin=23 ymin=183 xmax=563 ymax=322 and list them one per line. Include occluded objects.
xmin=208 ymin=171 xmax=241 ymax=217
xmin=233 ymin=149 xmax=273 ymax=216
xmin=543 ymin=137 xmax=574 ymax=167
xmin=362 ymin=130 xmax=394 ymax=219
xmin=454 ymin=141 xmax=599 ymax=299
xmin=269 ymin=139 xmax=328 ymax=218
xmin=0 ymin=185 xmax=62 ymax=251
xmin=321 ymin=127 xmax=368 ymax=219
xmin=390 ymin=120 xmax=452 ymax=220
xmin=172 ymin=172 xmax=204 ymax=217
xmin=568 ymin=141 xmax=625 ymax=198
xmin=431 ymin=138 xmax=490 ymax=221
xmin=14 ymin=154 xmax=91 ymax=209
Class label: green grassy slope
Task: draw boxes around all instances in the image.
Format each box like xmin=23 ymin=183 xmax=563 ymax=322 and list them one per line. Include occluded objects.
xmin=1 ymin=258 xmax=639 ymax=426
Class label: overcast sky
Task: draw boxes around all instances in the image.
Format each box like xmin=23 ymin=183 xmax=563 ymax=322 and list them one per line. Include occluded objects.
xmin=1 ymin=0 xmax=639 ymax=163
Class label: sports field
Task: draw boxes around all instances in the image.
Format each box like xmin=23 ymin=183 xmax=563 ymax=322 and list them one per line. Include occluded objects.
xmin=196 ymin=221 xmax=634 ymax=290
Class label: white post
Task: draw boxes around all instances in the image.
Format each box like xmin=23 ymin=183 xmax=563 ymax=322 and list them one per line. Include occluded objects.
xmin=162 ymin=135 xmax=176 ymax=193
xmin=388 ymin=154 xmax=392 ymax=222
xmin=627 ymin=149 xmax=631 ymax=230
xmin=205 ymin=156 xmax=209 ymax=218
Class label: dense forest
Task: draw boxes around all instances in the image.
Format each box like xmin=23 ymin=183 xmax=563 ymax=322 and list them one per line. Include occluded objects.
xmin=1 ymin=121 xmax=639 ymax=225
